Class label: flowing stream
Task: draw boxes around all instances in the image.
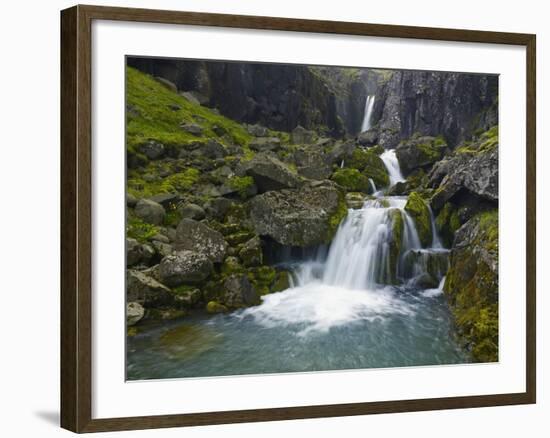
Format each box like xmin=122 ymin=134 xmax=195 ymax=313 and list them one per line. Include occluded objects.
xmin=127 ymin=148 xmax=467 ymax=380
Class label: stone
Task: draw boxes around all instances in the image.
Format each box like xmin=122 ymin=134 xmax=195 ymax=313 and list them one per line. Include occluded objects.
xmin=395 ymin=136 xmax=447 ymax=176
xmin=126 ymin=193 xmax=138 ymax=207
xmin=201 ymin=139 xmax=227 ymax=159
xmin=249 ymin=137 xmax=282 ymax=152
xmin=290 ymin=125 xmax=316 ymax=144
xmin=126 ymin=302 xmax=145 ymax=326
xmin=179 ymin=122 xmax=203 ymax=136
xmin=138 ymin=140 xmax=165 ymax=160
xmin=134 ymin=199 xmax=166 ymax=225
xmin=221 ymin=274 xmax=259 ymax=308
xmin=126 ymin=269 xmax=172 ymax=307
xmin=345 ymin=192 xmax=365 ymax=209
xmin=204 ymin=197 xmax=234 ymax=220
xmin=243 ymin=153 xmax=301 ymax=193
xmin=206 ymin=301 xmax=228 ymax=314
xmin=404 ymin=192 xmax=432 ymax=248
xmin=175 ymin=219 xmax=228 ymax=263
xmin=178 ymin=203 xmax=206 ymax=220
xmin=155 ymin=76 xmax=177 ymax=92
xmin=246 ymin=124 xmax=269 ymax=137
xmin=249 ymin=183 xmax=347 ymax=247
xmin=158 ymin=250 xmax=213 ymax=287
xmin=293 ymin=147 xmax=332 ymax=180
xmin=238 ymin=236 xmax=263 ymax=267
xmin=357 ymin=130 xmax=379 ymax=147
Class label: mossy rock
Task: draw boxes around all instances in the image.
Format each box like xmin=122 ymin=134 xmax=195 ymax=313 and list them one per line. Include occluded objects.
xmin=221 ymin=256 xmax=245 ymax=276
xmin=331 ymin=168 xmax=371 ymax=192
xmin=247 ymin=266 xmax=277 ymax=295
xmin=444 ymin=210 xmax=498 ymax=363
xmin=346 ymin=149 xmax=389 ymax=187
xmin=404 ymin=192 xmax=433 ymax=247
xmin=271 ymin=271 xmax=291 ymax=292
xmin=225 ymin=231 xmax=256 ymax=247
xmin=388 ymin=209 xmax=404 ymax=284
xmin=146 ymin=308 xmax=187 ymax=321
xmin=206 ymin=300 xmax=229 ymax=314
xmin=435 ymin=202 xmax=462 ymax=247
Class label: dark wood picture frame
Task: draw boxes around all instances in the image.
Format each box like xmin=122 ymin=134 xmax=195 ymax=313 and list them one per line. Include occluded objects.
xmin=61 ymin=4 xmax=536 ymax=433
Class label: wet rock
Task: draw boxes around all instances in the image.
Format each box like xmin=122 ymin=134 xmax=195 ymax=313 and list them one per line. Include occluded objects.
xmin=395 ymin=135 xmax=447 ymax=176
xmin=206 ymin=301 xmax=228 ymax=314
xmin=175 ymin=219 xmax=228 ymax=263
xmin=158 ymin=250 xmax=213 ymax=286
xmin=345 ymin=192 xmax=365 ymax=209
xmin=249 ymin=183 xmax=347 ymax=247
xmin=404 ymin=192 xmax=432 ymax=247
xmin=221 ymin=274 xmax=259 ymax=308
xmin=126 ymin=302 xmax=145 ymax=326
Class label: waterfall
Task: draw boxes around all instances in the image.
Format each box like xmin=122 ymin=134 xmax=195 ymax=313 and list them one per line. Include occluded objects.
xmin=380 ymin=149 xmax=405 ymax=187
xmin=361 ymin=95 xmax=376 ymax=132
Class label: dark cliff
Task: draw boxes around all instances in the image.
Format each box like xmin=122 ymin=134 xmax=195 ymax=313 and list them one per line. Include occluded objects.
xmin=370 ymin=70 xmax=498 ymax=148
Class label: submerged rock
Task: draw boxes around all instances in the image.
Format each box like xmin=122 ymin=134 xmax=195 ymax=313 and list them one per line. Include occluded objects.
xmin=175 ymin=219 xmax=228 ymax=263
xmin=249 ymin=183 xmax=347 ymax=247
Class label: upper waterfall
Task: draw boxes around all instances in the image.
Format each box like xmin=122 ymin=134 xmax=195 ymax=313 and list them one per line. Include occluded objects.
xmin=361 ymin=95 xmax=376 ymax=132
xmin=380 ymin=149 xmax=405 ymax=187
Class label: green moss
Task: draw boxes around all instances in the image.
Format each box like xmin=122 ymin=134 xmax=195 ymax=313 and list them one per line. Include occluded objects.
xmin=388 ymin=209 xmax=403 ymax=284
xmin=331 ymin=168 xmax=371 ymax=192
xmin=435 ymin=202 xmax=461 ymax=247
xmin=221 ymin=257 xmax=245 ymax=276
xmin=326 ymin=194 xmax=349 ymax=242
xmin=126 ymin=215 xmax=159 ymax=243
xmin=171 ymin=284 xmax=197 ymax=295
xmin=227 ymin=176 xmax=255 ymax=199
xmin=271 ymin=271 xmax=291 ymax=292
xmin=206 ymin=301 xmax=228 ymax=314
xmin=346 ymin=149 xmax=389 ymax=187
xmin=404 ymin=192 xmax=432 ymax=247
xmin=126 ymin=66 xmax=252 ymax=151
xmin=225 ymin=231 xmax=255 ymax=247
xmin=247 ymin=266 xmax=277 ymax=295
xmin=127 ymin=167 xmax=199 ymax=198
xmin=444 ymin=209 xmax=499 ymax=363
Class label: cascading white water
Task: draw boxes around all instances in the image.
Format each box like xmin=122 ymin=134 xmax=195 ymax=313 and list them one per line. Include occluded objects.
xmin=360 ymin=95 xmax=376 ymax=132
xmin=242 ymin=151 xmax=447 ymax=334
xmin=379 ymin=149 xmax=405 ymax=186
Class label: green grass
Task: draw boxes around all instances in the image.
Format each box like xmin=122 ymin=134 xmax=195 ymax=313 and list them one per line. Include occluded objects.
xmin=127 ymin=167 xmax=200 ymax=198
xmin=126 ymin=66 xmax=252 ymax=153
xmin=126 ymin=215 xmax=159 ymax=243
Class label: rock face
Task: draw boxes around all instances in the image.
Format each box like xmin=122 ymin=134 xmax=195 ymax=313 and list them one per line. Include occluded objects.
xmin=243 ymin=153 xmax=301 ymax=193
xmin=372 ymin=70 xmax=498 ymax=148
xmin=429 ymin=137 xmax=498 ymax=211
xmin=444 ymin=210 xmax=498 ymax=362
xmin=249 ymin=183 xmax=346 ymax=247
xmin=126 ymin=270 xmax=172 ymax=307
xmin=395 ymin=136 xmax=447 ymax=176
xmin=158 ymin=250 xmax=213 ymax=286
xmin=175 ymin=219 xmax=228 ymax=263
xmin=135 ymin=199 xmax=166 ymax=225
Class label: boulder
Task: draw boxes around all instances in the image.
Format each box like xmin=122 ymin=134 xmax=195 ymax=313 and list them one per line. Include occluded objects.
xmin=201 ymin=139 xmax=227 ymax=159
xmin=249 ymin=183 xmax=347 ymax=247
xmin=290 ymin=125 xmax=316 ymax=144
xmin=126 ymin=269 xmax=172 ymax=307
xmin=175 ymin=219 xmax=228 ymax=263
xmin=150 ymin=193 xmax=180 ymax=208
xmin=404 ymin=192 xmax=432 ymax=247
xmin=126 ymin=193 xmax=138 ymax=208
xmin=357 ymin=130 xmax=379 ymax=147
xmin=126 ymin=238 xmax=155 ymax=267
xmin=395 ymin=136 xmax=447 ymax=176
xmin=126 ymin=302 xmax=145 ymax=326
xmin=429 ymin=146 xmax=498 ymax=211
xmin=293 ymin=147 xmax=332 ymax=180
xmin=249 ymin=137 xmax=281 ymax=152
xmin=220 ymin=274 xmax=259 ymax=308
xmin=178 ymin=203 xmax=206 ymax=220
xmin=158 ymin=250 xmax=213 ymax=286
xmin=238 ymin=236 xmax=263 ymax=267
xmin=134 ymin=199 xmax=165 ymax=225
xmin=138 ymin=140 xmax=165 ymax=160
xmin=331 ymin=168 xmax=372 ymax=193
xmin=329 ymin=140 xmax=357 ymax=164
xmin=204 ymin=197 xmax=234 ymax=220
xmin=345 ymin=192 xmax=365 ymax=209
xmin=345 ymin=149 xmax=389 ymax=187
xmin=444 ymin=210 xmax=498 ymax=362
xmin=206 ymin=301 xmax=229 ymax=314
xmin=243 ymin=153 xmax=301 ymax=193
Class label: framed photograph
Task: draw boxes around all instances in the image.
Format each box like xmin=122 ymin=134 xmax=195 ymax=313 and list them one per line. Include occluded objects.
xmin=60 ymin=4 xmax=536 ymax=433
